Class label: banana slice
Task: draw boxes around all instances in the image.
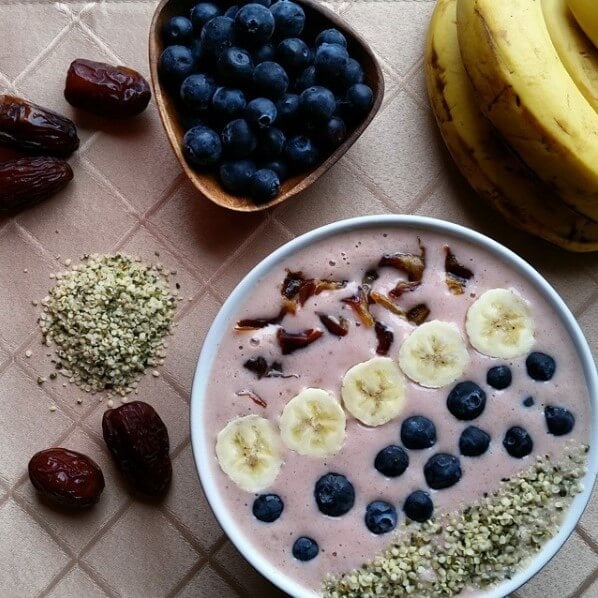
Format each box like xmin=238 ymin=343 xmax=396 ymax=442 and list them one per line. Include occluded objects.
xmin=466 ymin=288 xmax=535 ymax=358
xmin=279 ymin=388 xmax=346 ymax=457
xmin=398 ymin=320 xmax=469 ymax=388
xmin=215 ymin=415 xmax=283 ymax=493
xmin=341 ymin=357 xmax=406 ymax=427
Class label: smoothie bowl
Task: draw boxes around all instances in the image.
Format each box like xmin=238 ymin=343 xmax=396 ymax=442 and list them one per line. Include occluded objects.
xmin=190 ymin=215 xmax=597 ymax=597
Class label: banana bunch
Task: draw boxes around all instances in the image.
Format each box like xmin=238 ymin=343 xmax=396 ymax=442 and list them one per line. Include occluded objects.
xmin=425 ymin=0 xmax=598 ymax=252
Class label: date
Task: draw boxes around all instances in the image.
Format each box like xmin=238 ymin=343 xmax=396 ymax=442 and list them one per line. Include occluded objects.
xmin=0 ymin=95 xmax=79 ymax=156
xmin=28 ymin=448 xmax=105 ymax=508
xmin=102 ymin=401 xmax=172 ymax=497
xmin=0 ymin=157 xmax=73 ymax=214
xmin=65 ymin=59 xmax=151 ymax=118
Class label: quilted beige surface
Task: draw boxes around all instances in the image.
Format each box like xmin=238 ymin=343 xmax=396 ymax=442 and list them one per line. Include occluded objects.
xmin=0 ymin=1 xmax=597 ymax=596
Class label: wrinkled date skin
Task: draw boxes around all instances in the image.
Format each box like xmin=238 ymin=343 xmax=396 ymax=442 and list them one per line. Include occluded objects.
xmin=102 ymin=401 xmax=172 ymax=497
xmin=0 ymin=95 xmax=79 ymax=156
xmin=0 ymin=157 xmax=73 ymax=214
xmin=28 ymin=448 xmax=105 ymax=508
xmin=65 ymin=59 xmax=152 ymax=118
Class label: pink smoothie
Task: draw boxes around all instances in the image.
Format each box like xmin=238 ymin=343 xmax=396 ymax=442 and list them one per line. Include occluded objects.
xmin=201 ymin=228 xmax=591 ymax=595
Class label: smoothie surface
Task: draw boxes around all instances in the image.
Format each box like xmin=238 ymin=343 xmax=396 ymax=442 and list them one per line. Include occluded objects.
xmin=201 ymin=227 xmax=591 ymax=595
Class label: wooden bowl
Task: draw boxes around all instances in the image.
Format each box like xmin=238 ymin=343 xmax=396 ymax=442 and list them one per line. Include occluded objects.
xmin=149 ymin=0 xmax=384 ymax=212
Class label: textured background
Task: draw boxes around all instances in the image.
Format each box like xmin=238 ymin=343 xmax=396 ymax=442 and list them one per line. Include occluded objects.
xmin=0 ymin=1 xmax=596 ymax=596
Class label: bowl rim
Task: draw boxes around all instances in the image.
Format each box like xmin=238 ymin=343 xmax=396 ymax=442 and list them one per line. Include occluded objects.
xmin=148 ymin=0 xmax=385 ymax=213
xmin=190 ymin=214 xmax=598 ymax=598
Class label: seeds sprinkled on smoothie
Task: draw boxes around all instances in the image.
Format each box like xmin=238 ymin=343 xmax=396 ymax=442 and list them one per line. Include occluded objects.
xmin=324 ymin=445 xmax=587 ymax=597
xmin=39 ymin=254 xmax=175 ymax=394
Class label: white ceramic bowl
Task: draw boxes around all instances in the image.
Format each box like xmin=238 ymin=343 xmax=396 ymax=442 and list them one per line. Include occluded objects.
xmin=190 ymin=215 xmax=597 ymax=598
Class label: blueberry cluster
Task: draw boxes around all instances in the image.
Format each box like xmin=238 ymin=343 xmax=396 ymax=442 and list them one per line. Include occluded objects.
xmin=249 ymin=351 xmax=575 ymax=563
xmin=159 ymin=1 xmax=374 ymax=203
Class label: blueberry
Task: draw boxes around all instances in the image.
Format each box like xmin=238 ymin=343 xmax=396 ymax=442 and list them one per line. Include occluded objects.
xmin=180 ymin=74 xmax=216 ymax=111
xmin=424 ymin=453 xmax=462 ymax=489
xmin=343 ymin=58 xmax=364 ymax=87
xmin=316 ymin=28 xmax=347 ymax=48
xmin=224 ymin=5 xmax=240 ymax=19
xmin=400 ymin=416 xmax=437 ymax=450
xmin=314 ymin=472 xmax=355 ymax=517
xmin=365 ymin=501 xmax=397 ymax=535
xmin=347 ymin=83 xmax=374 ymax=115
xmin=300 ymin=86 xmax=336 ymax=122
xmin=315 ymin=43 xmax=349 ymax=80
xmin=190 ymin=3 xmax=221 ymax=31
xmin=159 ymin=45 xmax=196 ymax=86
xmin=250 ymin=168 xmax=280 ymax=202
xmin=447 ymin=381 xmax=487 ymax=421
xmin=245 ymin=97 xmax=277 ymax=128
xmin=374 ymin=445 xmax=409 ymax=478
xmin=277 ymin=38 xmax=311 ymax=73
xmin=544 ymin=406 xmax=575 ymax=436
xmin=219 ymin=159 xmax=256 ymax=193
xmin=241 ymin=0 xmax=271 ymax=6
xmin=295 ymin=65 xmax=317 ymax=92
xmin=526 ymin=352 xmax=556 ymax=381
xmin=324 ymin=116 xmax=346 ymax=147
xmin=212 ymin=87 xmax=246 ymax=119
xmin=218 ymin=47 xmax=254 ymax=83
xmin=292 ymin=536 xmax=318 ymax=561
xmin=270 ymin=1 xmax=305 ymax=38
xmin=201 ymin=16 xmax=235 ymax=57
xmin=523 ymin=396 xmax=535 ymax=408
xmin=276 ymin=93 xmax=300 ymax=124
xmin=221 ymin=118 xmax=257 ymax=158
xmin=262 ymin=159 xmax=288 ymax=181
xmin=403 ymin=490 xmax=434 ymax=523
xmin=486 ymin=365 xmax=512 ymax=390
xmin=179 ymin=113 xmax=206 ymax=131
xmin=257 ymin=127 xmax=285 ymax=158
xmin=162 ymin=16 xmax=193 ymax=45
xmin=503 ymin=426 xmax=533 ymax=458
xmin=459 ymin=426 xmax=491 ymax=457
xmin=254 ymin=43 xmax=276 ymax=64
xmin=234 ymin=4 xmax=275 ymax=46
xmin=284 ymin=135 xmax=319 ymax=170
xmin=183 ymin=125 xmax=222 ymax=168
xmin=253 ymin=61 xmax=289 ymax=98
xmin=252 ymin=493 xmax=284 ymax=522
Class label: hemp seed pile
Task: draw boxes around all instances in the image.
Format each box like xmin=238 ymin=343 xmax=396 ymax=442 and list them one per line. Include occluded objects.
xmin=39 ymin=254 xmax=176 ymax=395
xmin=324 ymin=444 xmax=588 ymax=597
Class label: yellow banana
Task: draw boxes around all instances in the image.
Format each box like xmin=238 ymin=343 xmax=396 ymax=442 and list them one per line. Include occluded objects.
xmin=568 ymin=0 xmax=598 ymax=49
xmin=542 ymin=0 xmax=598 ymax=110
xmin=457 ymin=0 xmax=598 ymax=221
xmin=425 ymin=0 xmax=598 ymax=252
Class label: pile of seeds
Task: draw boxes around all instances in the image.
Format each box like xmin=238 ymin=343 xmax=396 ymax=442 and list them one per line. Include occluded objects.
xmin=39 ymin=254 xmax=176 ymax=395
xmin=324 ymin=444 xmax=588 ymax=597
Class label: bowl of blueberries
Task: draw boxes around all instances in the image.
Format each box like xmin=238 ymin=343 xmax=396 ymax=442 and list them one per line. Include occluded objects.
xmin=149 ymin=0 xmax=384 ymax=211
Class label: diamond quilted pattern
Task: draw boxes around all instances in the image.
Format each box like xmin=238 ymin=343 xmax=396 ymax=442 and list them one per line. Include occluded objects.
xmin=0 ymin=366 xmax=73 ymax=485
xmin=0 ymin=1 xmax=596 ymax=597
xmin=82 ymin=503 xmax=200 ymax=597
xmin=0 ymin=3 xmax=70 ymax=80
xmin=0 ymin=500 xmax=70 ymax=596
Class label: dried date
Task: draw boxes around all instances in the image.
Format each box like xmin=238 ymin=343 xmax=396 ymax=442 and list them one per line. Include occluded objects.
xmin=28 ymin=448 xmax=105 ymax=508
xmin=374 ymin=321 xmax=394 ymax=355
xmin=0 ymin=157 xmax=73 ymax=214
xmin=277 ymin=328 xmax=323 ymax=355
xmin=0 ymin=95 xmax=79 ymax=156
xmin=342 ymin=288 xmax=374 ymax=327
xmin=445 ymin=246 xmax=474 ymax=295
xmin=102 ymin=401 xmax=172 ymax=497
xmin=65 ymin=59 xmax=151 ymax=118
xmin=319 ymin=314 xmax=349 ymax=337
